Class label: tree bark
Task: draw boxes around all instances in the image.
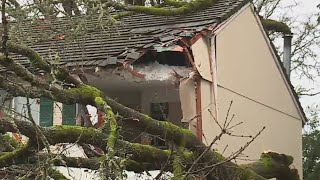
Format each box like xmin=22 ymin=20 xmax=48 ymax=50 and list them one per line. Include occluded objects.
xmin=0 ymin=118 xmax=299 ymax=179
xmin=0 ymin=42 xmax=299 ymax=179
xmin=242 ymin=152 xmax=300 ymax=180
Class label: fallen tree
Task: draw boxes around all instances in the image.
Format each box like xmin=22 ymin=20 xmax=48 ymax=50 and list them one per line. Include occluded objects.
xmin=0 ymin=117 xmax=299 ymax=179
xmin=0 ymin=49 xmax=300 ymax=178
xmin=0 ymin=0 xmax=300 ymax=179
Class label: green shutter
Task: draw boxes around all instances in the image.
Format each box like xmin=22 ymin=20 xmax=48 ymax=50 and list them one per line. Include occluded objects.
xmin=39 ymin=97 xmax=53 ymax=127
xmin=62 ymin=104 xmax=76 ymax=125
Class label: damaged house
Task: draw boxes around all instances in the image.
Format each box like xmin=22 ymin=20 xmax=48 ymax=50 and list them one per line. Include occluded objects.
xmin=4 ymin=0 xmax=306 ymax=176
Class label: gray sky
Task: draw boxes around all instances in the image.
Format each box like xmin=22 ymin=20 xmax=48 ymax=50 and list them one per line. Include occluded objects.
xmin=285 ymin=0 xmax=320 ymax=112
xmin=286 ymin=0 xmax=317 ymax=14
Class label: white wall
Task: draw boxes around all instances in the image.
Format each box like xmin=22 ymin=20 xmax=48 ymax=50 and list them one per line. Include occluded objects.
xmin=213 ymin=5 xmax=303 ymax=175
xmin=14 ymin=97 xmax=40 ymax=124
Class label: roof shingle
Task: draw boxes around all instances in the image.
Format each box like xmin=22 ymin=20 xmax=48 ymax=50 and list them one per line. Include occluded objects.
xmin=10 ymin=0 xmax=249 ymax=66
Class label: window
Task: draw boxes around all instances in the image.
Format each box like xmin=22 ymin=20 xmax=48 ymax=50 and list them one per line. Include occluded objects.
xmin=39 ymin=97 xmax=53 ymax=127
xmin=150 ymin=102 xmax=168 ymax=120
xmin=62 ymin=104 xmax=77 ymax=125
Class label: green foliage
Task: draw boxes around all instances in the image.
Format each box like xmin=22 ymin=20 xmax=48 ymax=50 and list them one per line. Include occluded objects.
xmin=303 ymin=109 xmax=320 ymax=180
xmin=0 ymin=142 xmax=30 ymax=167
xmin=173 ymin=142 xmax=186 ymax=180
xmin=7 ymin=43 xmax=51 ymax=72
xmin=2 ymin=134 xmax=20 ymax=149
xmin=1 ymin=0 xmax=311 ymax=179
xmin=48 ymin=168 xmax=69 ymax=180
xmin=303 ymin=129 xmax=320 ymax=180
xmin=68 ymin=85 xmax=103 ymax=105
xmin=50 ymin=125 xmax=103 ymax=143
xmin=123 ymin=0 xmax=219 ymax=16
xmin=163 ymin=0 xmax=188 ymax=7
xmin=160 ymin=121 xmax=194 ymax=138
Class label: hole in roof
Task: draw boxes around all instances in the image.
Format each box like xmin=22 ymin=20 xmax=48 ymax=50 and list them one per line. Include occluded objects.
xmin=135 ymin=51 xmax=190 ymax=67
xmin=156 ymin=51 xmax=189 ymax=66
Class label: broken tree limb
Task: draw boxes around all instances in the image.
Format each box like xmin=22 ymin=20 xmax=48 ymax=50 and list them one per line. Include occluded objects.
xmin=0 ymin=42 xmax=300 ymax=179
xmin=241 ymin=152 xmax=300 ymax=180
xmin=0 ymin=118 xmax=186 ymax=166
xmin=35 ymin=154 xmax=162 ymax=173
xmin=0 ymin=74 xmax=295 ymax=179
xmin=0 ymin=164 xmax=70 ymax=180
xmin=0 ymin=118 xmax=299 ymax=179
xmin=102 ymin=97 xmax=300 ymax=179
xmin=0 ymin=74 xmax=296 ymax=179
xmin=0 ymin=142 xmax=32 ymax=168
xmin=48 ymin=168 xmax=69 ymax=180
xmin=6 ymin=42 xmax=82 ymax=87
xmin=101 ymin=0 xmax=251 ymax=19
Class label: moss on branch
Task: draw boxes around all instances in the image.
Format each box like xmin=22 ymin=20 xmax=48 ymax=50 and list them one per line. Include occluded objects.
xmin=0 ymin=118 xmax=181 ymax=165
xmin=50 ymin=155 xmax=162 ymax=173
xmin=48 ymin=168 xmax=70 ymax=180
xmin=0 ymin=142 xmax=32 ymax=168
xmin=7 ymin=42 xmax=51 ymax=72
xmin=0 ymin=74 xmax=295 ymax=180
xmin=0 ymin=115 xmax=298 ymax=179
xmin=104 ymin=97 xmax=271 ymax=179
xmin=67 ymin=85 xmax=103 ymax=105
xmin=261 ymin=19 xmax=292 ymax=34
xmin=241 ymin=152 xmax=300 ymax=180
xmin=0 ymin=8 xmax=295 ymax=179
xmin=6 ymin=42 xmax=82 ymax=87
xmin=123 ymin=142 xmax=173 ymax=162
xmin=173 ymin=141 xmax=186 ymax=180
xmin=107 ymin=0 xmax=219 ymax=16
xmin=163 ymin=0 xmax=188 ymax=7
xmin=0 ymin=39 xmax=296 ymax=179
xmin=48 ymin=125 xmax=106 ymax=146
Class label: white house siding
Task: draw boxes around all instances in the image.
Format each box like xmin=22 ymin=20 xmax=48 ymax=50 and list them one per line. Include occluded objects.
xmin=200 ymin=79 xmax=217 ymax=144
xmin=213 ymin=5 xmax=303 ymax=175
xmin=14 ymin=97 xmax=40 ymax=124
xmin=12 ymin=97 xmax=81 ymax=126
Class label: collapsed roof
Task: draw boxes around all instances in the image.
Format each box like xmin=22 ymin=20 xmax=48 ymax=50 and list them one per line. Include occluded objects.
xmin=8 ymin=0 xmax=249 ymax=69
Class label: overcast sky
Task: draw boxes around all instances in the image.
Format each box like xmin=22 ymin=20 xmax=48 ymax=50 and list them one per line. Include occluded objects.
xmin=286 ymin=0 xmax=317 ymax=14
xmin=283 ymin=0 xmax=320 ymax=111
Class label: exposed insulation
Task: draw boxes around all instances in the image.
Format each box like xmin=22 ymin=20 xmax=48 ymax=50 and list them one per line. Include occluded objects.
xmin=97 ymin=61 xmax=191 ymax=83
xmin=134 ymin=61 xmax=191 ymax=81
